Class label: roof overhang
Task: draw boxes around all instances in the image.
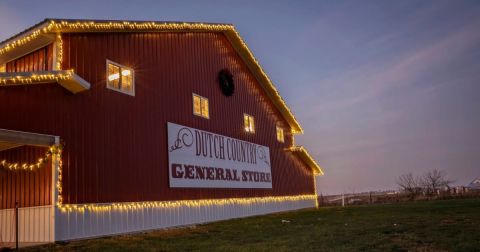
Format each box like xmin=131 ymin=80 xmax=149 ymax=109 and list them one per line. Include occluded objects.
xmin=290 ymin=146 xmax=324 ymax=175
xmin=0 ymin=22 xmax=55 ymax=63
xmin=0 ymin=18 xmax=303 ymax=133
xmin=0 ymin=70 xmax=91 ymax=93
xmin=0 ymin=128 xmax=57 ymax=147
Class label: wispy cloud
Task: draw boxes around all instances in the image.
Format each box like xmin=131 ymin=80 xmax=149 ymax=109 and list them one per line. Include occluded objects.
xmin=306 ymin=18 xmax=480 ymax=114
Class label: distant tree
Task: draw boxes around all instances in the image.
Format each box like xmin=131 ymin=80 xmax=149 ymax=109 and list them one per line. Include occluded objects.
xmin=421 ymin=169 xmax=452 ymax=195
xmin=397 ymin=173 xmax=422 ymax=200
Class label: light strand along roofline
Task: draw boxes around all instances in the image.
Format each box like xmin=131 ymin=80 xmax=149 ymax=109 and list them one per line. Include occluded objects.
xmin=0 ymin=18 xmax=303 ymax=133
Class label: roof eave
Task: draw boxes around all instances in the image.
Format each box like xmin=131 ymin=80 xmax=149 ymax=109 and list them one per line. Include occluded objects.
xmin=290 ymin=146 xmax=324 ymax=175
xmin=0 ymin=70 xmax=91 ymax=93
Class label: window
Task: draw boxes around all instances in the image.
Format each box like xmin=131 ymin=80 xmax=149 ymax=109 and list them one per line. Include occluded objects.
xmin=106 ymin=60 xmax=134 ymax=95
xmin=276 ymin=125 xmax=284 ymax=143
xmin=244 ymin=114 xmax=255 ymax=133
xmin=193 ymin=94 xmax=209 ymax=119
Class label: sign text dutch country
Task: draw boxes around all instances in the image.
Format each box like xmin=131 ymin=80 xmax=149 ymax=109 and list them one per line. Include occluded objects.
xmin=168 ymin=122 xmax=272 ymax=188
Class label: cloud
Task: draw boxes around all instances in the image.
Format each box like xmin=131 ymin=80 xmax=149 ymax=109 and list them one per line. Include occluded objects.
xmin=304 ymin=16 xmax=480 ymax=115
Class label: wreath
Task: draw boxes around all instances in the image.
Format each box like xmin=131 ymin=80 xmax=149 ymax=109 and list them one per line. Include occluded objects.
xmin=218 ymin=69 xmax=235 ymax=96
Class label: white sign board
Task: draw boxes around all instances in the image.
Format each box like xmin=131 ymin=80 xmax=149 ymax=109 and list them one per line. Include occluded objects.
xmin=167 ymin=122 xmax=272 ymax=189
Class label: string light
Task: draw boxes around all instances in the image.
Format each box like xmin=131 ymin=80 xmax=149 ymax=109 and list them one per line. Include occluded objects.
xmin=55 ymin=33 xmax=63 ymax=70
xmin=0 ymin=19 xmax=303 ymax=133
xmin=57 ymin=194 xmax=318 ymax=213
xmin=290 ymin=146 xmax=323 ymax=175
xmin=0 ymin=71 xmax=74 ymax=85
xmin=0 ymin=145 xmax=62 ymax=171
xmin=56 ymin=147 xmax=64 ymax=205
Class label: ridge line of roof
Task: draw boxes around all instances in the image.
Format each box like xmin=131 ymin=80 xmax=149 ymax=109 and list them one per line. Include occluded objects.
xmin=0 ymin=18 xmax=234 ymax=46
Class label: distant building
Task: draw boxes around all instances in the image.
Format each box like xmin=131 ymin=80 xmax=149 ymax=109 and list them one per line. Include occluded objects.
xmin=467 ymin=178 xmax=480 ymax=190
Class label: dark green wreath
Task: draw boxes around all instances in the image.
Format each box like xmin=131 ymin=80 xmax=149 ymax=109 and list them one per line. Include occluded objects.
xmin=218 ymin=69 xmax=235 ymax=96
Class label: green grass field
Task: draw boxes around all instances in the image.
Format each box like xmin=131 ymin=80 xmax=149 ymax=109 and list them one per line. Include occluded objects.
xmin=23 ymin=198 xmax=480 ymax=251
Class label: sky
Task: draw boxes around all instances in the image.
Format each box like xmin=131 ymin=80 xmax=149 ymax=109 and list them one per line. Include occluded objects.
xmin=1 ymin=0 xmax=479 ymax=195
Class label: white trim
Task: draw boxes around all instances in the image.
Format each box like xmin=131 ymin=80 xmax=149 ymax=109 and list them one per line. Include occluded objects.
xmin=0 ymin=205 xmax=54 ymax=243
xmin=54 ymin=197 xmax=316 ymax=241
xmin=52 ymin=39 xmax=58 ymax=71
xmin=0 ymin=71 xmax=91 ymax=94
xmin=106 ymin=59 xmax=135 ymax=96
xmin=0 ymin=22 xmax=54 ymax=65
xmin=0 ymin=128 xmax=56 ymax=147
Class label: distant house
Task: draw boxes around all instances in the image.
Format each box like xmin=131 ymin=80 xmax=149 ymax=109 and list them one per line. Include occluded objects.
xmin=467 ymin=178 xmax=480 ymax=190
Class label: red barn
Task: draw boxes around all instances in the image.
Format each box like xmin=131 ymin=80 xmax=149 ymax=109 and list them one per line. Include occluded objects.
xmin=0 ymin=19 xmax=323 ymax=244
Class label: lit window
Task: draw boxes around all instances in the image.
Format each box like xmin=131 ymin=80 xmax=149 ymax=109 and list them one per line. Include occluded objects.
xmin=106 ymin=60 xmax=134 ymax=95
xmin=276 ymin=126 xmax=284 ymax=143
xmin=244 ymin=114 xmax=255 ymax=133
xmin=193 ymin=94 xmax=209 ymax=119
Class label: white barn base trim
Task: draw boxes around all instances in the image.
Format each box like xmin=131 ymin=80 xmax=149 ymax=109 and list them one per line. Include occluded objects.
xmin=55 ymin=196 xmax=316 ymax=241
xmin=0 ymin=195 xmax=317 ymax=244
xmin=0 ymin=205 xmax=55 ymax=243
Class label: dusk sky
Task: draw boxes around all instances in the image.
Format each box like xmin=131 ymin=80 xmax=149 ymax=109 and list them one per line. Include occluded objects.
xmin=1 ymin=0 xmax=479 ymax=195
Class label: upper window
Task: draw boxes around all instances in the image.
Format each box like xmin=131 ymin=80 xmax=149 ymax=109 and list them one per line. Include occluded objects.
xmin=106 ymin=60 xmax=134 ymax=96
xmin=276 ymin=126 xmax=285 ymax=143
xmin=193 ymin=94 xmax=209 ymax=119
xmin=244 ymin=114 xmax=255 ymax=133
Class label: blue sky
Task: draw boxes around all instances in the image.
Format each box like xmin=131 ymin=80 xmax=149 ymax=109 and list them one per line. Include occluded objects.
xmin=1 ymin=0 xmax=479 ymax=194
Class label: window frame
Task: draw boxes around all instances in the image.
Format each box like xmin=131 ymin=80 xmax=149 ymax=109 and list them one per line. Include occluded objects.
xmin=192 ymin=93 xmax=210 ymax=119
xmin=276 ymin=125 xmax=285 ymax=143
xmin=244 ymin=113 xmax=255 ymax=133
xmin=106 ymin=59 xmax=135 ymax=96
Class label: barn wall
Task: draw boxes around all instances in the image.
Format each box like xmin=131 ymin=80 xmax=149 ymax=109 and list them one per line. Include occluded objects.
xmin=0 ymin=32 xmax=315 ymax=205
xmin=0 ymin=146 xmax=52 ymax=210
xmin=5 ymin=43 xmax=54 ymax=72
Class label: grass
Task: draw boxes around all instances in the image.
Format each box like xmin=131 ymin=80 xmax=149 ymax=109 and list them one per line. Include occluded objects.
xmin=22 ymin=198 xmax=480 ymax=251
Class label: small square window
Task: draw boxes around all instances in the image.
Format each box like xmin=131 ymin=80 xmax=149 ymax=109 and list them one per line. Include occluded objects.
xmin=106 ymin=60 xmax=134 ymax=96
xmin=193 ymin=94 xmax=209 ymax=119
xmin=244 ymin=114 xmax=255 ymax=133
xmin=276 ymin=126 xmax=284 ymax=143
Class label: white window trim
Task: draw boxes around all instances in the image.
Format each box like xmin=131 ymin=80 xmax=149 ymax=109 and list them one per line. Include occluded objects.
xmin=244 ymin=113 xmax=255 ymax=133
xmin=106 ymin=59 xmax=135 ymax=96
xmin=192 ymin=93 xmax=209 ymax=119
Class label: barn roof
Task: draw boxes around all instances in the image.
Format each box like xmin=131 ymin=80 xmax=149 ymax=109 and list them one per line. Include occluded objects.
xmin=0 ymin=18 xmax=303 ymax=133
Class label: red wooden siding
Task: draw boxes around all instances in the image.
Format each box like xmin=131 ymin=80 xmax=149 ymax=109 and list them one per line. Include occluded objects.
xmin=0 ymin=146 xmax=52 ymax=209
xmin=0 ymin=32 xmax=314 ymax=205
xmin=5 ymin=43 xmax=54 ymax=72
